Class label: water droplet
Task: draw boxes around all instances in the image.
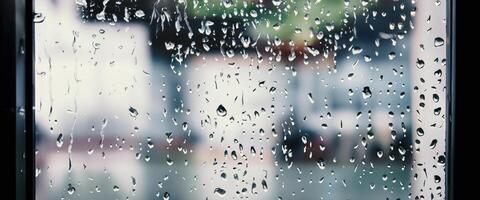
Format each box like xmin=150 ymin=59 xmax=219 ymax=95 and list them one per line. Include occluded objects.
xmin=67 ymin=184 xmax=76 ymax=195
xmin=56 ymin=133 xmax=64 ymax=148
xmin=361 ymin=0 xmax=369 ymax=6
xmin=165 ymin=42 xmax=175 ymax=50
xmin=129 ymin=106 xmax=139 ymax=118
xmin=272 ymin=0 xmax=282 ymax=6
xmin=249 ymin=10 xmax=258 ymax=18
xmin=165 ymin=132 xmax=173 ymax=144
xmin=222 ymin=0 xmax=233 ymax=8
xmin=35 ymin=168 xmax=41 ymax=177
xmin=33 ymin=12 xmax=45 ymax=23
xmin=75 ymin=0 xmax=87 ymax=7
xmin=220 ymin=172 xmax=227 ymax=180
xmin=182 ymin=122 xmax=188 ymax=131
xmin=438 ymin=155 xmax=446 ymax=165
xmin=294 ymin=27 xmax=303 ymax=34
xmin=321 ymin=123 xmax=328 ymax=129
xmin=269 ymin=87 xmax=277 ymax=93
xmin=250 ymin=146 xmax=256 ymax=156
xmin=364 ymin=55 xmax=372 ymax=62
xmin=316 ymin=31 xmax=324 ymax=40
xmin=433 ymin=94 xmax=440 ymax=102
xmin=147 ymin=140 xmax=155 ymax=149
xmin=166 ymin=157 xmax=174 ymax=165
xmin=214 ymin=187 xmax=226 ymax=197
xmin=326 ymin=23 xmax=335 ymax=31
xmin=362 ymin=87 xmax=372 ymax=99
xmin=416 ymin=128 xmax=425 ymax=137
xmin=96 ymin=11 xmax=106 ymax=21
xmin=434 ymin=37 xmax=445 ymax=47
xmin=163 ymin=192 xmax=170 ymax=200
xmin=317 ymin=159 xmax=326 ymax=170
xmin=352 ymin=46 xmax=363 ymax=55
xmin=307 ymin=93 xmax=315 ymax=103
xmin=377 ymin=151 xmax=384 ymax=158
xmin=434 ymin=175 xmax=441 ymax=183
xmin=416 ymin=58 xmax=425 ymax=69
xmin=135 ymin=10 xmax=145 ymax=18
xmin=388 ymin=52 xmax=396 ymax=60
xmin=367 ymin=131 xmax=375 ymax=139
xmin=216 ymin=104 xmax=227 ymax=117
xmin=430 ymin=139 xmax=438 ymax=149
xmin=261 ymin=179 xmax=268 ymax=191
xmin=113 ymin=185 xmax=120 ymax=192
xmin=434 ymin=107 xmax=442 ymax=115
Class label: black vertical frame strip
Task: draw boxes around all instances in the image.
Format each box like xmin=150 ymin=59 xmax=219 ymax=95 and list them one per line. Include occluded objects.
xmin=1 ymin=0 xmax=18 ymax=197
xmin=15 ymin=0 xmax=26 ymax=198
xmin=446 ymin=0 xmax=455 ymax=200
xmin=25 ymin=0 xmax=35 ymax=199
xmin=1 ymin=0 xmax=33 ymax=199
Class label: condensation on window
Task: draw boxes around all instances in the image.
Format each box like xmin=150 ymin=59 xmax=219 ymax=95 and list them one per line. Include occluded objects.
xmin=34 ymin=0 xmax=447 ymax=199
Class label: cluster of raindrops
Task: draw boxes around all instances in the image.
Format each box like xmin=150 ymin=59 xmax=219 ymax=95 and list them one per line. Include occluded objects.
xmin=32 ymin=0 xmax=448 ymax=199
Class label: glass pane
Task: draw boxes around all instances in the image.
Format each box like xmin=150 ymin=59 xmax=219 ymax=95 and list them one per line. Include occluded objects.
xmin=34 ymin=0 xmax=448 ymax=199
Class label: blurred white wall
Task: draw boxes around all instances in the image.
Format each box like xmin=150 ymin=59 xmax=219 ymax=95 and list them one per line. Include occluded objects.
xmin=410 ymin=0 xmax=447 ymax=199
xmin=35 ymin=0 xmax=156 ymax=199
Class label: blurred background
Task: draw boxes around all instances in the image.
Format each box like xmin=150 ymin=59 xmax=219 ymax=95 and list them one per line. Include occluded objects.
xmin=34 ymin=0 xmax=447 ymax=199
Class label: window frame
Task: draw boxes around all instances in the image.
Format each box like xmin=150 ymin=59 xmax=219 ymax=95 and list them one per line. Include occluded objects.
xmin=3 ymin=0 xmax=457 ymax=199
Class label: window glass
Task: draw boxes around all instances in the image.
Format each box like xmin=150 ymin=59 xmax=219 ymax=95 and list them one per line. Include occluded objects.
xmin=34 ymin=0 xmax=447 ymax=199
